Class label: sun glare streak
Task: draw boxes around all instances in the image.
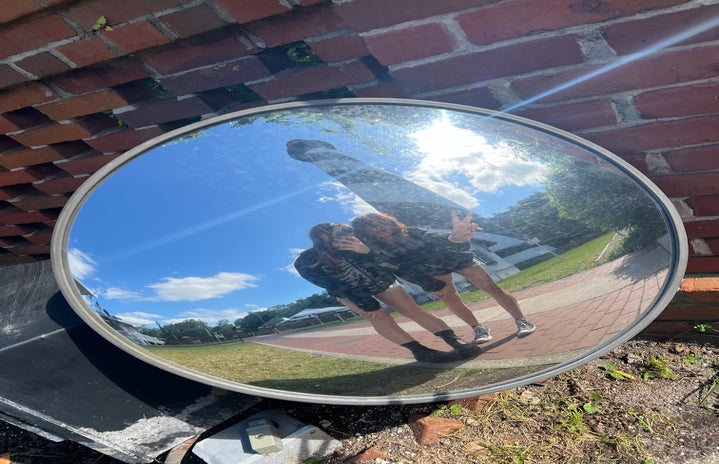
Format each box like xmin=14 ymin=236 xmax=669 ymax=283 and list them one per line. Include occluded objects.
xmin=504 ymin=14 xmax=719 ymax=113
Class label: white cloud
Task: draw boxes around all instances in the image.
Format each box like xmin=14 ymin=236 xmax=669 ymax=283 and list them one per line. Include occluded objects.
xmin=146 ymin=272 xmax=260 ymax=302
xmin=280 ymin=248 xmax=305 ymax=276
xmin=165 ymin=308 xmax=249 ymax=325
xmin=68 ymin=248 xmax=96 ymax=280
xmin=406 ymin=116 xmax=548 ymax=205
xmin=115 ymin=311 xmax=163 ymax=326
xmin=319 ymin=181 xmax=376 ymax=217
xmin=103 ymin=287 xmax=144 ymax=301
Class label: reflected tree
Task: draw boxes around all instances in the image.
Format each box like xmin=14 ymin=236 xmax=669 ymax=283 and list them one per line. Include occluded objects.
xmin=544 ymin=159 xmax=666 ymax=253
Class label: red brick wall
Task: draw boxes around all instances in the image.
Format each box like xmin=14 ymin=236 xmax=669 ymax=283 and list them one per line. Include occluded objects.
xmin=0 ymin=0 xmax=717 ymax=334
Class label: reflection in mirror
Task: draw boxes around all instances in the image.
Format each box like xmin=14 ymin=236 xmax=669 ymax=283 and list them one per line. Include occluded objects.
xmin=53 ymin=100 xmax=686 ymax=404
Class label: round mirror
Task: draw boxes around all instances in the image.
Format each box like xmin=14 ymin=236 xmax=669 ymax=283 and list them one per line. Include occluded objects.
xmin=52 ymin=99 xmax=687 ymax=405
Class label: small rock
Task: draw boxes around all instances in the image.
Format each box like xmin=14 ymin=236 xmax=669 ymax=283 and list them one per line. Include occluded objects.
xmin=319 ymin=419 xmax=332 ymax=429
xmin=346 ymin=445 xmax=388 ymax=463
xmin=625 ymin=353 xmax=642 ymax=364
xmin=409 ymin=414 xmax=465 ymax=446
xmin=464 ymin=441 xmax=489 ymax=453
xmin=449 ymin=393 xmax=498 ymax=412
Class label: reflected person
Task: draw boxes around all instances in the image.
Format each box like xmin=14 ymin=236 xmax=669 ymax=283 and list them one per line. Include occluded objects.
xmin=294 ymin=223 xmax=480 ymax=362
xmin=352 ymin=212 xmax=536 ymax=343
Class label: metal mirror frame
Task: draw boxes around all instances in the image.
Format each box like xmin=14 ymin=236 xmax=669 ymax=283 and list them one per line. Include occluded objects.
xmin=51 ymin=98 xmax=688 ymax=405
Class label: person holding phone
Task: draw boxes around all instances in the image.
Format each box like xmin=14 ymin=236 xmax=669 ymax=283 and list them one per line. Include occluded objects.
xmin=351 ymin=212 xmax=536 ymax=343
xmin=294 ymin=222 xmax=480 ymax=363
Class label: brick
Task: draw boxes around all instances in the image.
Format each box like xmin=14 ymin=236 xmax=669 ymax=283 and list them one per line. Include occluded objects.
xmin=308 ymin=33 xmax=368 ymax=63
xmin=9 ymin=121 xmax=99 ymax=146
xmin=0 ymin=83 xmax=57 ymax=113
xmin=0 ymin=64 xmax=29 ymax=88
xmin=100 ymin=21 xmax=172 ymax=54
xmin=10 ymin=193 xmax=68 ymax=211
xmin=430 ymin=87 xmax=502 ymax=110
xmin=511 ymin=46 xmax=719 ymax=103
xmin=458 ymin=0 xmax=683 ymax=46
xmin=36 ymin=89 xmax=131 ymax=120
xmin=0 ymin=185 xmax=33 ymax=201
xmin=347 ymin=446 xmax=387 ymax=463
xmin=351 ymin=80 xmax=413 ymax=99
xmin=0 ymin=108 xmax=52 ymax=133
xmin=334 ymin=0 xmax=494 ymax=32
xmin=0 ymin=254 xmax=43 ymax=265
xmin=143 ymin=35 xmax=255 ymax=75
xmin=687 ymin=196 xmax=719 ymax=217
xmin=158 ymin=4 xmax=230 ymax=38
xmin=658 ymin=304 xmax=719 ymax=321
xmin=14 ymin=52 xmax=71 ymax=79
xmin=684 ymin=219 xmax=719 ymax=239
xmin=0 ymin=144 xmax=86 ymax=169
xmin=22 ymin=228 xmax=54 ymax=245
xmin=0 ymin=209 xmax=58 ymax=225
xmin=679 ymin=277 xmax=719 ymax=303
xmin=634 ymin=82 xmax=719 ymax=119
xmin=216 ymin=0 xmax=291 ymax=24
xmin=244 ymin=7 xmax=346 ymax=48
xmin=649 ymin=171 xmax=719 ymax=198
xmin=584 ymin=115 xmax=719 ymax=155
xmin=0 ymin=166 xmax=54 ymax=187
xmin=409 ymin=414 xmax=464 ymax=446
xmin=392 ymin=36 xmax=584 ymax=94
xmin=0 ymin=15 xmax=75 ymax=59
xmin=8 ymin=243 xmax=51 ymax=255
xmin=32 ymin=175 xmax=89 ymax=195
xmin=63 ymin=0 xmax=188 ymax=27
xmin=84 ymin=126 xmax=165 ymax=152
xmin=50 ymin=59 xmax=149 ymax=95
xmin=662 ymin=146 xmax=719 ymax=172
xmin=249 ymin=60 xmax=375 ymax=100
xmin=0 ymin=0 xmax=42 ymax=23
xmin=0 ymin=224 xmax=35 ymax=237
xmin=620 ymin=154 xmax=649 ymax=174
xmin=159 ymin=57 xmax=270 ymax=95
xmin=365 ymin=23 xmax=455 ymax=66
xmin=686 ymin=256 xmax=719 ymax=274
xmin=56 ymin=153 xmax=122 ymax=176
xmin=116 ymin=96 xmax=215 ymax=127
xmin=514 ymin=100 xmax=616 ymax=132
xmin=706 ymin=237 xmax=719 ymax=255
xmin=55 ymin=37 xmax=119 ymax=68
xmin=0 ymin=136 xmax=21 ymax=153
xmin=603 ymin=4 xmax=719 ymax=56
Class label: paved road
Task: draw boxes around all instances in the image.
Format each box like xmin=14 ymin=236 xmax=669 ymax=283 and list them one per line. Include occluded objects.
xmin=255 ymin=246 xmax=671 ymax=369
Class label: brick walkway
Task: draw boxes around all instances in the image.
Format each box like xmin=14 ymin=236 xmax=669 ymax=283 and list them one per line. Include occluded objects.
xmin=255 ymin=246 xmax=670 ymax=368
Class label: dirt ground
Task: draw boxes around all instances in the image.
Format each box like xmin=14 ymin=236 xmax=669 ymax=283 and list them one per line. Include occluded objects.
xmin=1 ymin=337 xmax=718 ymax=464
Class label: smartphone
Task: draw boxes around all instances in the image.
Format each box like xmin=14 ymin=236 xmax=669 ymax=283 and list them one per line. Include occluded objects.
xmin=332 ymin=225 xmax=354 ymax=238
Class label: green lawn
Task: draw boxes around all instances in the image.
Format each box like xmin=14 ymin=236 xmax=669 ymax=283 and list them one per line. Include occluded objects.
xmin=421 ymin=232 xmax=615 ymax=310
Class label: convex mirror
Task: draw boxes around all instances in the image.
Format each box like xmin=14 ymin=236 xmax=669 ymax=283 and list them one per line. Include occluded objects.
xmin=52 ymin=99 xmax=687 ymax=405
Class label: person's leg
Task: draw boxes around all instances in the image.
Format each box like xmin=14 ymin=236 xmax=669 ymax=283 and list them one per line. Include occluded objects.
xmin=374 ymin=284 xmax=452 ymax=334
xmin=338 ymin=297 xmax=464 ymax=362
xmin=374 ymin=285 xmax=480 ymax=356
xmin=457 ymin=265 xmax=536 ymax=335
xmin=433 ymin=274 xmax=492 ymax=343
xmin=432 ymin=274 xmax=480 ymax=326
xmin=338 ymin=297 xmax=413 ymax=345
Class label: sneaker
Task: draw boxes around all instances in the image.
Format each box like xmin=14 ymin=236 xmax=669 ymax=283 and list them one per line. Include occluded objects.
xmin=515 ymin=318 xmax=536 ymax=336
xmin=472 ymin=325 xmax=493 ymax=343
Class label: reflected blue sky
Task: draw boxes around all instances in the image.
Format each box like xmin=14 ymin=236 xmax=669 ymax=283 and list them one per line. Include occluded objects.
xmin=69 ymin=106 xmax=552 ymax=326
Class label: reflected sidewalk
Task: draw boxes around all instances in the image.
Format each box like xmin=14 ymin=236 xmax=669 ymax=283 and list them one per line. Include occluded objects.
xmin=255 ymin=246 xmax=670 ymax=369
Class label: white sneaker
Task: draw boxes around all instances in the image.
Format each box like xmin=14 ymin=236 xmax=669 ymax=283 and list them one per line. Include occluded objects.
xmin=515 ymin=318 xmax=536 ymax=336
xmin=472 ymin=325 xmax=493 ymax=343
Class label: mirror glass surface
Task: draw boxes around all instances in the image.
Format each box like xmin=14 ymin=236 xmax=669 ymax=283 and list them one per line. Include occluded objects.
xmin=53 ymin=99 xmax=686 ymax=404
